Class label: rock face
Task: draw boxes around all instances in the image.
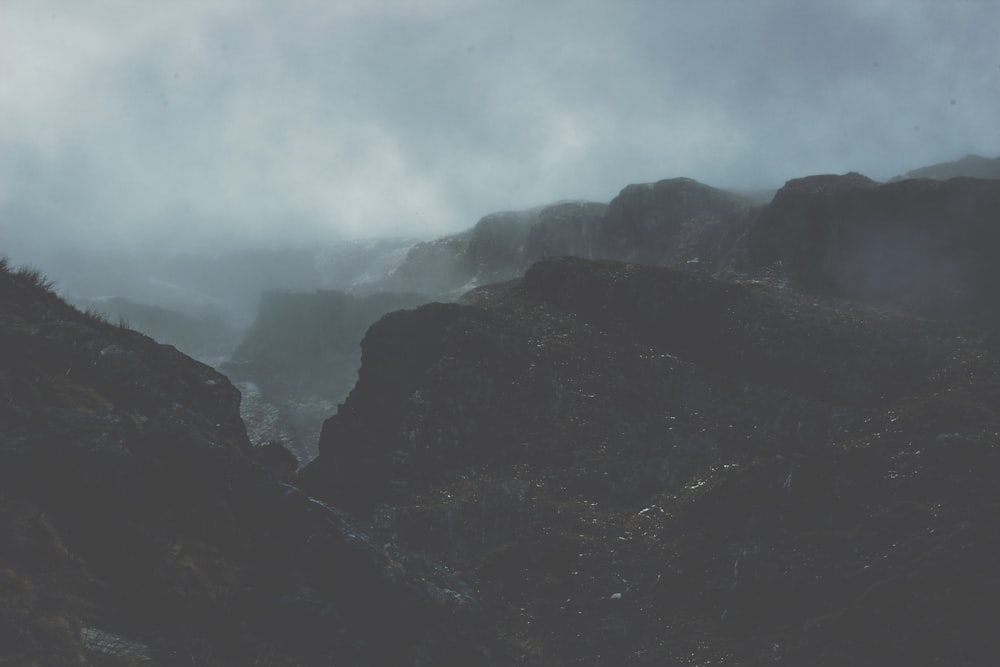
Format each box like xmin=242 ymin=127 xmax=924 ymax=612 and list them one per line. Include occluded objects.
xmin=302 ymin=256 xmax=1000 ymax=665
xmin=383 ymin=208 xmax=545 ymax=297
xmin=381 ymin=179 xmax=758 ymax=299
xmin=597 ymin=177 xmax=757 ymax=271
xmin=745 ymin=174 xmax=1000 ymax=329
xmin=523 ymin=201 xmax=608 ymax=263
xmin=0 ymin=260 xmax=498 ymax=666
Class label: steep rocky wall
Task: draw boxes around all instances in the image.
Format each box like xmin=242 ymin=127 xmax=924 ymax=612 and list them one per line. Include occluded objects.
xmin=746 ymin=174 xmax=1000 ymax=329
xmin=597 ymin=177 xmax=758 ymax=271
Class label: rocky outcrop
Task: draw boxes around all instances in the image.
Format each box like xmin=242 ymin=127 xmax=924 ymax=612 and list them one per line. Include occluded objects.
xmin=384 ymin=208 xmax=543 ymax=296
xmin=745 ymin=173 xmax=1000 ymax=329
xmin=0 ymin=259 xmax=499 ymax=666
xmin=302 ymin=256 xmax=1000 ymax=665
xmin=523 ymin=201 xmax=608 ymax=263
xmin=597 ymin=177 xmax=759 ymax=271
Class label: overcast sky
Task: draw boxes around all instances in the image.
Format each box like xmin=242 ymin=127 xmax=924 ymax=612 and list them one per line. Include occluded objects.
xmin=2 ymin=0 xmax=999 ymax=260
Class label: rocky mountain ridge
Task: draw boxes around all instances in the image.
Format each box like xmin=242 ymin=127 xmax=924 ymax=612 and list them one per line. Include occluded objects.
xmin=301 ymin=256 xmax=1000 ymax=665
xmin=379 ymin=179 xmax=757 ymax=299
xmin=231 ymin=171 xmax=999 ymax=467
xmin=744 ymin=173 xmax=1000 ymax=330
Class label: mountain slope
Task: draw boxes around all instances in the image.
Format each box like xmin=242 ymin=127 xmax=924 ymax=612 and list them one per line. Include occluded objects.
xmin=0 ymin=258 xmax=499 ymax=666
xmin=301 ymin=256 xmax=1000 ymax=665
xmin=745 ymin=173 xmax=1000 ymax=329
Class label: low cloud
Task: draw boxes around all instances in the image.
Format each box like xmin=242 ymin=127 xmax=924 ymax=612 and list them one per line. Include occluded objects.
xmin=2 ymin=0 xmax=998 ymax=263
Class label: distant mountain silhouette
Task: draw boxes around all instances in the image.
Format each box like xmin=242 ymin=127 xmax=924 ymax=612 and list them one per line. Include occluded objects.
xmin=892 ymin=153 xmax=1000 ymax=181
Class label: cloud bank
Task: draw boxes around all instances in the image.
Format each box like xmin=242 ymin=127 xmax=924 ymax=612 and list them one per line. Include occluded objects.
xmin=2 ymin=0 xmax=998 ymax=259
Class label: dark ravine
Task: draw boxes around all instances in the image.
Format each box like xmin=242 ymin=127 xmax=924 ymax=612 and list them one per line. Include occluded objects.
xmin=0 ymin=259 xmax=501 ymax=667
xmin=222 ymin=289 xmax=429 ymax=461
xmin=301 ymin=256 xmax=1000 ymax=665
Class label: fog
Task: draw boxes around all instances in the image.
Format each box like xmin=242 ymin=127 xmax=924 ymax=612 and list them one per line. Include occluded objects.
xmin=2 ymin=0 xmax=999 ymax=287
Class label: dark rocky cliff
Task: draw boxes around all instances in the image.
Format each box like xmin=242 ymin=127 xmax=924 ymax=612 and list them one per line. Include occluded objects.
xmin=0 ymin=259 xmax=499 ymax=666
xmin=379 ymin=179 xmax=757 ymax=299
xmin=302 ymin=256 xmax=1000 ymax=665
xmin=383 ymin=209 xmax=541 ymax=296
xmin=597 ymin=177 xmax=758 ymax=271
xmin=745 ymin=174 xmax=1000 ymax=329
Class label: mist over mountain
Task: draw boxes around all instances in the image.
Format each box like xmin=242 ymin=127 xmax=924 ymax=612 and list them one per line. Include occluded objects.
xmin=4 ymin=2 xmax=1000 ymax=664
xmin=4 ymin=147 xmax=1000 ymax=664
xmin=4 ymin=1 xmax=999 ymax=269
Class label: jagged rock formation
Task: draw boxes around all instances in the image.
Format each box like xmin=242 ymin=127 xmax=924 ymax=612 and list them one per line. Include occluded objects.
xmin=523 ymin=201 xmax=607 ymax=263
xmin=0 ymin=259 xmax=499 ymax=666
xmin=745 ymin=173 xmax=1000 ymax=329
xmin=892 ymin=153 xmax=1000 ymax=181
xmin=596 ymin=177 xmax=757 ymax=271
xmin=302 ymin=256 xmax=1000 ymax=665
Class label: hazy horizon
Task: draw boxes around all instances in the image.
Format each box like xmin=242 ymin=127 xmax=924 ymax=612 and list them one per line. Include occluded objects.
xmin=3 ymin=0 xmax=1000 ymax=269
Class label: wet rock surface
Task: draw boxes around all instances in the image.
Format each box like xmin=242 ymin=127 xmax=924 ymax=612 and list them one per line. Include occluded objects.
xmin=302 ymin=256 xmax=1000 ymax=665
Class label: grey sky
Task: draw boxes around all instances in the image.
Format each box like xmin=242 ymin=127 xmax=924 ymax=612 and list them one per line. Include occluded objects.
xmin=2 ymin=0 xmax=999 ymax=258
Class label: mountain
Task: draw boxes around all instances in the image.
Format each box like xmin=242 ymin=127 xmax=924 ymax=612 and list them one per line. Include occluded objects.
xmin=0 ymin=258 xmax=501 ymax=666
xmin=745 ymin=173 xmax=1000 ymax=330
xmin=224 ymin=171 xmax=1000 ymax=470
xmin=7 ymin=157 xmax=1000 ymax=665
xmin=596 ymin=177 xmax=757 ymax=271
xmin=301 ymin=256 xmax=1000 ymax=665
xmin=892 ymin=154 xmax=1000 ymax=181
xmin=381 ymin=207 xmax=550 ymax=297
xmin=379 ymin=179 xmax=759 ymax=299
